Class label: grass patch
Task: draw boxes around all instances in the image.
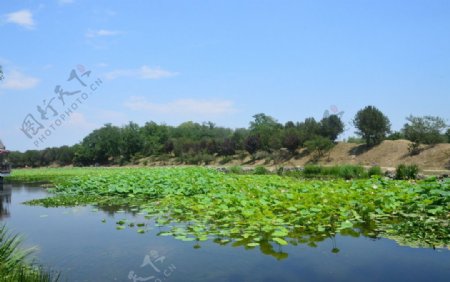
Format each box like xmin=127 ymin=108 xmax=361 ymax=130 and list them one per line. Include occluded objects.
xmin=301 ymin=165 xmax=368 ymax=179
xmin=0 ymin=225 xmax=59 ymax=282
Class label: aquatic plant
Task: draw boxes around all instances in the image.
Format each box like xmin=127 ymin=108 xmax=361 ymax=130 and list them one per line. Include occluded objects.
xmin=0 ymin=224 xmax=59 ymax=282
xmin=14 ymin=167 xmax=450 ymax=253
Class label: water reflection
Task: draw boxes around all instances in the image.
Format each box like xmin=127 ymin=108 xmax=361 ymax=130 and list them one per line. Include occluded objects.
xmin=0 ymin=184 xmax=12 ymax=219
xmin=2 ymin=183 xmax=450 ymax=281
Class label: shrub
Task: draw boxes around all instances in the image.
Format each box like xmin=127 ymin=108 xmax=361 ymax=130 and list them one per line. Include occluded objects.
xmin=368 ymin=166 xmax=383 ymax=177
xmin=276 ymin=166 xmax=284 ymax=176
xmin=303 ymin=165 xmax=322 ymax=176
xmin=303 ymin=164 xmax=367 ymax=179
xmin=0 ymin=225 xmax=59 ymax=282
xmin=338 ymin=165 xmax=366 ymax=180
xmin=229 ymin=165 xmax=243 ymax=174
xmin=304 ymin=136 xmax=334 ymax=160
xmin=253 ymin=165 xmax=269 ymax=175
xmin=408 ymin=142 xmax=421 ymax=155
xmin=395 ymin=164 xmax=419 ymax=180
xmin=346 ymin=137 xmax=364 ymax=144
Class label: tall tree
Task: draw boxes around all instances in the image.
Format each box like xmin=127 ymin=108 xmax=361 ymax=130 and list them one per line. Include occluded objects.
xmin=402 ymin=115 xmax=448 ymax=145
xmin=296 ymin=117 xmax=320 ymax=145
xmin=353 ymin=106 xmax=391 ymax=146
xmin=249 ymin=113 xmax=282 ymax=151
xmin=244 ymin=135 xmax=261 ymax=155
xmin=319 ymin=114 xmax=344 ymax=141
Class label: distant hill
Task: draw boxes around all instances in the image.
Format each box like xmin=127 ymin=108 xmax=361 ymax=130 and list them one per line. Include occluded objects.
xmin=282 ymin=140 xmax=450 ymax=172
xmin=141 ymin=140 xmax=450 ymax=173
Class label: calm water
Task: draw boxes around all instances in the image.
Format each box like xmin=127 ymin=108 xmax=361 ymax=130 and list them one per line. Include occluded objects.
xmin=1 ymin=183 xmax=449 ymax=282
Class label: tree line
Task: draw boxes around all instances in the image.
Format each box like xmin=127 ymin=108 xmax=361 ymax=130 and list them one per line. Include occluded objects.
xmin=7 ymin=106 xmax=450 ymax=167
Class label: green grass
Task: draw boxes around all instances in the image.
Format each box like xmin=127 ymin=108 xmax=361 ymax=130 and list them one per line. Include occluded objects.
xmin=0 ymin=225 xmax=59 ymax=282
xmin=12 ymin=167 xmax=449 ymax=251
xmin=300 ymin=164 xmax=368 ymax=179
xmin=396 ymin=164 xmax=420 ymax=180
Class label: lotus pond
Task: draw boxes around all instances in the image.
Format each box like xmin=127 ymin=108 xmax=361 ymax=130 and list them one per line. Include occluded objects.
xmin=2 ymin=167 xmax=450 ymax=281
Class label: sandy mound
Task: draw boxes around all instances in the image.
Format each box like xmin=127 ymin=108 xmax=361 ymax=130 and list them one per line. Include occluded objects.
xmin=288 ymin=140 xmax=450 ymax=171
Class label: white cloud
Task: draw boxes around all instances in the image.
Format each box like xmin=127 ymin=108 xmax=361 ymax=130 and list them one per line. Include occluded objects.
xmin=124 ymin=96 xmax=236 ymax=116
xmin=104 ymin=65 xmax=178 ymax=80
xmin=5 ymin=10 xmax=35 ymax=29
xmin=85 ymin=29 xmax=121 ymax=38
xmin=96 ymin=62 xmax=109 ymax=68
xmin=0 ymin=70 xmax=39 ymax=90
xmin=66 ymin=112 xmax=98 ymax=130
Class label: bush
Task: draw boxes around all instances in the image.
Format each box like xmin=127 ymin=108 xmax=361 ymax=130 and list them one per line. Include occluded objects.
xmin=253 ymin=165 xmax=269 ymax=175
xmin=395 ymin=164 xmax=419 ymax=180
xmin=303 ymin=164 xmax=367 ymax=179
xmin=276 ymin=166 xmax=284 ymax=176
xmin=229 ymin=165 xmax=243 ymax=174
xmin=0 ymin=225 xmax=59 ymax=282
xmin=338 ymin=165 xmax=366 ymax=180
xmin=408 ymin=142 xmax=421 ymax=155
xmin=304 ymin=136 xmax=334 ymax=160
xmin=303 ymin=165 xmax=322 ymax=176
xmin=368 ymin=166 xmax=383 ymax=177
xmin=346 ymin=137 xmax=364 ymax=144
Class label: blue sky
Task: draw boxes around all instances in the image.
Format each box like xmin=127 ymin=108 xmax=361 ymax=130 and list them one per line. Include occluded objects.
xmin=1 ymin=0 xmax=449 ymax=152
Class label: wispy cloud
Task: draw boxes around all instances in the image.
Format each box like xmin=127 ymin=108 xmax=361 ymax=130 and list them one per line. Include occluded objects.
xmin=104 ymin=66 xmax=178 ymax=80
xmin=4 ymin=10 xmax=35 ymax=29
xmin=0 ymin=70 xmax=39 ymax=90
xmin=124 ymin=96 xmax=236 ymax=116
xmin=66 ymin=112 xmax=98 ymax=130
xmin=85 ymin=29 xmax=121 ymax=38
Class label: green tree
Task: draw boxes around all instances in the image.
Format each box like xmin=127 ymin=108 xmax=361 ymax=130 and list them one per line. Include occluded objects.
xmin=297 ymin=117 xmax=320 ymax=145
xmin=402 ymin=115 xmax=448 ymax=155
xmin=304 ymin=136 xmax=334 ymax=161
xmin=353 ymin=106 xmax=391 ymax=147
xmin=386 ymin=131 xmax=404 ymax=140
xmin=141 ymin=122 xmax=169 ymax=156
xmin=281 ymin=129 xmax=300 ymax=154
xmin=231 ymin=128 xmax=249 ymax=150
xmin=319 ymin=114 xmax=344 ymax=141
xmin=244 ymin=135 xmax=261 ymax=155
xmin=120 ymin=121 xmax=143 ymax=161
xmin=0 ymin=65 xmax=4 ymax=81
xmin=76 ymin=123 xmax=122 ymax=165
xmin=402 ymin=115 xmax=447 ymax=145
xmin=249 ymin=113 xmax=282 ymax=151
